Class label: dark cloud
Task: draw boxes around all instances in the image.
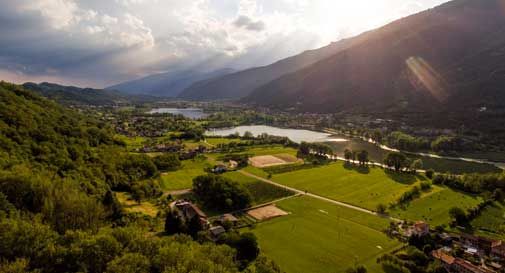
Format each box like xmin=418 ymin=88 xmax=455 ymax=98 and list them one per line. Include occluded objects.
xmin=233 ymin=15 xmax=266 ymax=32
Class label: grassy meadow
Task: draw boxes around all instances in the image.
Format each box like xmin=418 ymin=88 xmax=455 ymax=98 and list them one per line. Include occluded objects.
xmin=390 ymin=187 xmax=483 ymax=226
xmin=470 ymin=202 xmax=505 ymax=240
xmin=247 ymin=196 xmax=401 ymax=273
xmin=268 ymin=162 xmax=425 ymax=211
xmin=160 ymin=158 xmax=210 ymax=190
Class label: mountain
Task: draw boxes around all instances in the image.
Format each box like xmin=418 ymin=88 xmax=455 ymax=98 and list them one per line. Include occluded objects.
xmin=108 ymin=68 xmax=235 ymax=97
xmin=23 ymin=82 xmax=157 ymax=106
xmin=178 ymin=37 xmax=368 ymax=101
xmin=245 ymin=0 xmax=505 ymax=113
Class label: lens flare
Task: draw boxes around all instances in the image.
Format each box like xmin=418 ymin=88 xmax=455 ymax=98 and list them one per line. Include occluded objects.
xmin=406 ymin=56 xmax=448 ymax=102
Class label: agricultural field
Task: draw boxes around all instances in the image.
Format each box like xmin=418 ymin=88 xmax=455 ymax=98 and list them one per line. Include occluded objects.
xmin=160 ymin=159 xmax=210 ymax=190
xmin=222 ymin=171 xmax=294 ymax=205
xmin=470 ymin=202 xmax=505 ymax=240
xmin=409 ymin=155 xmax=501 ymax=174
xmin=205 ymin=137 xmax=245 ymax=146
xmin=247 ymin=196 xmax=401 ymax=273
xmin=268 ymin=162 xmax=424 ymax=211
xmin=390 ymin=187 xmax=483 ymax=226
xmin=116 ymin=135 xmax=147 ymax=151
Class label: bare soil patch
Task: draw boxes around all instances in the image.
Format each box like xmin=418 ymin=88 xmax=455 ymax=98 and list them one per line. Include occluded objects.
xmin=247 ymin=204 xmax=289 ymax=221
xmin=249 ymin=154 xmax=300 ymax=168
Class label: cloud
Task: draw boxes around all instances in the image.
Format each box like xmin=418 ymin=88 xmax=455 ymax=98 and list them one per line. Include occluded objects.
xmin=0 ymin=0 xmax=451 ymax=88
xmin=233 ymin=15 xmax=266 ymax=31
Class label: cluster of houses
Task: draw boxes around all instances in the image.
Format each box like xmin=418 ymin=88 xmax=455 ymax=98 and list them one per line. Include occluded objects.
xmin=430 ymin=232 xmax=504 ymax=272
xmin=170 ymin=200 xmax=239 ymax=241
xmin=392 ymin=221 xmax=504 ymax=273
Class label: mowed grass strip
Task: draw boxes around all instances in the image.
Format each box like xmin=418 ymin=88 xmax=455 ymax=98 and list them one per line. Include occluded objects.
xmin=269 ymin=162 xmax=423 ymax=211
xmin=248 ymin=196 xmax=401 ymax=273
xmin=390 ymin=186 xmax=483 ymax=226
xmin=160 ymin=159 xmax=210 ymax=190
xmin=222 ymin=171 xmax=294 ymax=205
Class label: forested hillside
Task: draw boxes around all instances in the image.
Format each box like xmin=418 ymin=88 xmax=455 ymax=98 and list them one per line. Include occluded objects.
xmin=245 ymin=0 xmax=505 ymax=113
xmin=0 ymin=82 xmax=274 ymax=273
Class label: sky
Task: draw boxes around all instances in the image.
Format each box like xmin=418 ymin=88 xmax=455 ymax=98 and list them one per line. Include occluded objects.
xmin=0 ymin=0 xmax=450 ymax=88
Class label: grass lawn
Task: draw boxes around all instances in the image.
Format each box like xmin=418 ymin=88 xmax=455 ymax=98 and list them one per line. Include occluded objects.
xmin=247 ymin=196 xmax=401 ymax=273
xmin=268 ymin=162 xmax=424 ymax=211
xmin=409 ymin=155 xmax=501 ymax=174
xmin=116 ymin=192 xmax=159 ymax=217
xmin=390 ymin=187 xmax=483 ymax=226
xmin=470 ymin=202 xmax=505 ymax=240
xmin=160 ymin=159 xmax=210 ymax=190
xmin=222 ymin=171 xmax=294 ymax=205
xmin=116 ymin=135 xmax=147 ymax=150
xmin=205 ymin=137 xmax=244 ymax=146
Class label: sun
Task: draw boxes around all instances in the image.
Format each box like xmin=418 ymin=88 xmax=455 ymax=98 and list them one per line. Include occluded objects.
xmin=314 ymin=0 xmax=393 ymax=40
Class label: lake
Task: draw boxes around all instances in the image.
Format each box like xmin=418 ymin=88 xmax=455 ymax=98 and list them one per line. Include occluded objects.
xmin=206 ymin=125 xmax=503 ymax=173
xmin=148 ymin=108 xmax=207 ymax=119
xmin=206 ymin=125 xmax=346 ymax=144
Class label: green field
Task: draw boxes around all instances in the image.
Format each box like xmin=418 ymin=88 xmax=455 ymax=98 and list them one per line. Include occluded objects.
xmin=160 ymin=159 xmax=210 ymax=190
xmin=116 ymin=135 xmax=147 ymax=150
xmin=470 ymin=202 xmax=505 ymax=240
xmin=222 ymin=171 xmax=294 ymax=205
xmin=248 ymin=196 xmax=401 ymax=273
xmin=238 ymin=145 xmax=298 ymax=157
xmin=408 ymin=155 xmax=501 ymax=174
xmin=268 ymin=162 xmax=424 ymax=211
xmin=390 ymin=187 xmax=483 ymax=226
xmin=205 ymin=137 xmax=245 ymax=146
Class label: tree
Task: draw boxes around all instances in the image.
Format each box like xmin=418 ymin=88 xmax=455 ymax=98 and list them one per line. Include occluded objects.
xmin=165 ymin=209 xmax=184 ymax=235
xmin=346 ymin=265 xmax=367 ymax=273
xmin=106 ymin=253 xmax=151 ymax=273
xmin=384 ymin=152 xmax=408 ymax=172
xmin=187 ymin=215 xmax=204 ymax=239
xmin=344 ymin=149 xmax=352 ymax=162
xmin=449 ymin=207 xmax=467 ymax=226
xmin=376 ymin=204 xmax=387 ymax=215
xmin=425 ymin=169 xmax=435 ymax=179
xmin=410 ymin=159 xmax=423 ymax=172
xmin=153 ymin=153 xmax=181 ymax=171
xmin=357 ymin=150 xmax=369 ymax=166
xmin=235 ymin=233 xmax=260 ymax=262
xmin=243 ymin=131 xmax=254 ymax=139
xmin=193 ymin=175 xmax=252 ymax=211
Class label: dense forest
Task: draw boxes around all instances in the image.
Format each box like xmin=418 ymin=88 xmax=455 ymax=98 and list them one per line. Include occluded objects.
xmin=0 ymin=82 xmax=278 ymax=273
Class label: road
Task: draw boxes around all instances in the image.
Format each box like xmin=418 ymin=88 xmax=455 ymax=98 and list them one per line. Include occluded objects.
xmin=239 ymin=170 xmax=401 ymax=222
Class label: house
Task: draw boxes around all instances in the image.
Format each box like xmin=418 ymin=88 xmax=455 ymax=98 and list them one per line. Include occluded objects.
xmin=228 ymin=160 xmax=238 ymax=170
xmin=460 ymin=234 xmax=499 ymax=255
xmin=172 ymin=200 xmax=209 ymax=228
xmin=491 ymin=240 xmax=505 ymax=259
xmin=209 ymin=226 xmax=226 ymax=241
xmin=219 ymin=214 xmax=239 ymax=225
xmin=432 ymin=249 xmax=496 ymax=273
xmin=211 ymin=165 xmax=228 ymax=174
xmin=405 ymin=221 xmax=430 ymax=237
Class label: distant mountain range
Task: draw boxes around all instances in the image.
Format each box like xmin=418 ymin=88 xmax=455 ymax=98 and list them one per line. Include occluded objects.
xmin=23 ymin=82 xmax=157 ymax=106
xmin=107 ymin=68 xmax=235 ymax=97
xmin=177 ymin=38 xmax=366 ymax=101
xmin=245 ymin=0 xmax=505 ymax=113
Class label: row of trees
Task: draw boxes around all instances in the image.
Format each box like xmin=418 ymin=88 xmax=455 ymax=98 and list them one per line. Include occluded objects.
xmin=192 ymin=175 xmax=253 ymax=211
xmin=344 ymin=149 xmax=369 ymax=166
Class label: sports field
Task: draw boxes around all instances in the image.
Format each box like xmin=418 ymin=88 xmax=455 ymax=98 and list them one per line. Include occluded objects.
xmin=390 ymin=186 xmax=483 ymax=226
xmin=160 ymin=159 xmax=209 ymax=190
xmin=248 ymin=196 xmax=401 ymax=273
xmin=269 ymin=162 xmax=424 ymax=211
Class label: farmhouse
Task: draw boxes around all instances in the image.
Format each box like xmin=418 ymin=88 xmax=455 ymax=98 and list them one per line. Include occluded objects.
xmin=172 ymin=200 xmax=209 ymax=227
xmin=460 ymin=234 xmax=499 ymax=255
xmin=404 ymin=221 xmax=430 ymax=237
xmin=219 ymin=213 xmax=239 ymax=225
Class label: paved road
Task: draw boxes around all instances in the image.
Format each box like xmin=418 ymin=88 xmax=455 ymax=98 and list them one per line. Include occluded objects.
xmin=239 ymin=170 xmax=401 ymax=222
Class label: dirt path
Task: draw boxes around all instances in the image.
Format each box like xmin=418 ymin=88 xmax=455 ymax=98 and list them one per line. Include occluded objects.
xmin=239 ymin=170 xmax=401 ymax=222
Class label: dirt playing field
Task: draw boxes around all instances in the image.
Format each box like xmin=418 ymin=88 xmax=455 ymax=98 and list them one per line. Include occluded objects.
xmin=247 ymin=204 xmax=289 ymax=221
xmin=249 ymin=154 xmax=300 ymax=168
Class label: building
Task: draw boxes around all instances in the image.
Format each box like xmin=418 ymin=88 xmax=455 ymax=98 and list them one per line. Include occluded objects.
xmin=218 ymin=213 xmax=239 ymax=226
xmin=209 ymin=226 xmax=226 ymax=241
xmin=172 ymin=200 xmax=209 ymax=227
xmin=491 ymin=240 xmax=505 ymax=259
xmin=405 ymin=221 xmax=430 ymax=237
xmin=460 ymin=234 xmax=499 ymax=255
xmin=432 ymin=250 xmax=496 ymax=273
